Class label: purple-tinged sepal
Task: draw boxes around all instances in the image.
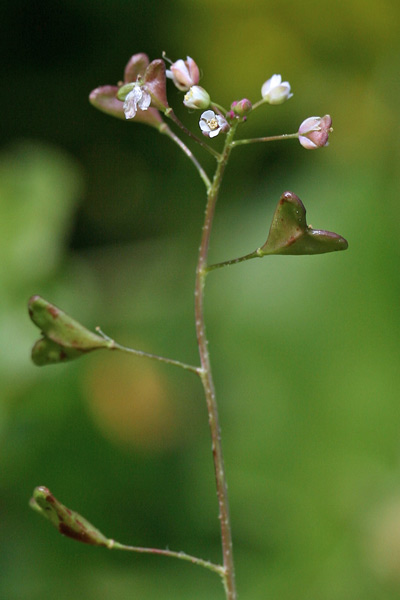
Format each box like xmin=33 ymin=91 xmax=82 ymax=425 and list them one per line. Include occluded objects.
xmin=123 ymin=53 xmax=149 ymax=83
xmin=143 ymin=59 xmax=169 ymax=112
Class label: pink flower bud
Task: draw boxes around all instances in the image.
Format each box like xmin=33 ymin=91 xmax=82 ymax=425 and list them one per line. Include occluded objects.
xmin=261 ymin=74 xmax=292 ymax=105
xmin=166 ymin=56 xmax=200 ymax=91
xmin=231 ymin=98 xmax=252 ymax=117
xmin=183 ymin=86 xmax=210 ymax=109
xmin=298 ymin=115 xmax=332 ymax=149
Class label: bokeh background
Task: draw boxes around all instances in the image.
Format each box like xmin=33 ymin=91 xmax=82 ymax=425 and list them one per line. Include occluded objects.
xmin=1 ymin=0 xmax=400 ymax=598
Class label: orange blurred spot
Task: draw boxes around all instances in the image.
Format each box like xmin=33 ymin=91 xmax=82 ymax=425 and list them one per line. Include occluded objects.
xmin=83 ymin=353 xmax=182 ymax=453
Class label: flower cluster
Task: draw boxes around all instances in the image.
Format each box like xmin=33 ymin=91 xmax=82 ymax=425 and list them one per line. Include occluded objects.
xmin=89 ymin=53 xmax=332 ymax=148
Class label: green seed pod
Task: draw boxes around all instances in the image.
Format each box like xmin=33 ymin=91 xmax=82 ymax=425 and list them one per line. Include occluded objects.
xmin=28 ymin=295 xmax=110 ymax=351
xmin=259 ymin=192 xmax=348 ymax=256
xmin=30 ymin=487 xmax=112 ymax=546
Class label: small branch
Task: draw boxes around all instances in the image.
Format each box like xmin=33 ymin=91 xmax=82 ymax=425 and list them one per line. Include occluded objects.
xmin=160 ymin=125 xmax=211 ymax=190
xmin=110 ymin=540 xmax=225 ymax=577
xmin=206 ymin=250 xmax=260 ymax=273
xmin=96 ymin=327 xmax=200 ymax=375
xmin=165 ymin=109 xmax=221 ymax=159
xmin=232 ymin=132 xmax=299 ymax=147
xmin=211 ymin=102 xmax=228 ymax=117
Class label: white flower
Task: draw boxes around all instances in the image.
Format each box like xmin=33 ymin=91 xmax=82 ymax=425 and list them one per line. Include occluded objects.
xmin=261 ymin=74 xmax=293 ymax=105
xmin=199 ymin=110 xmax=229 ymax=138
xmin=183 ymin=86 xmax=210 ymax=109
xmin=166 ymin=56 xmax=200 ymax=91
xmin=123 ymin=83 xmax=151 ymax=119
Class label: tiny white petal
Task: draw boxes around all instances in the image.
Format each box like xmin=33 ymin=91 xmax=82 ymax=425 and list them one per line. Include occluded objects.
xmin=123 ymin=83 xmax=151 ymax=120
xmin=201 ymin=109 xmax=216 ymax=120
xmin=199 ymin=120 xmax=210 ymax=133
xmin=138 ymin=89 xmax=151 ymax=110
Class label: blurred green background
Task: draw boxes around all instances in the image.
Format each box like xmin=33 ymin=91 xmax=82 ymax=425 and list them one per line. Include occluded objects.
xmin=1 ymin=0 xmax=400 ymax=598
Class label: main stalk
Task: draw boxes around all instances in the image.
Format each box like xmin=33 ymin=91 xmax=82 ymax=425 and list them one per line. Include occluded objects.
xmin=194 ymin=123 xmax=238 ymax=600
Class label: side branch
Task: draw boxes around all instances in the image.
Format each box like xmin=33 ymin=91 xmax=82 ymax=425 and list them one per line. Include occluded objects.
xmin=96 ymin=327 xmax=200 ymax=375
xmin=232 ymin=132 xmax=299 ymax=147
xmin=206 ymin=250 xmax=260 ymax=273
xmin=161 ymin=124 xmax=211 ymax=190
xmin=111 ymin=541 xmax=225 ymax=577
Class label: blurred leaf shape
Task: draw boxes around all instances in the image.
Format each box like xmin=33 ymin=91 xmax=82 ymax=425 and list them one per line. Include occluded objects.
xmin=0 ymin=142 xmax=83 ymax=387
xmin=0 ymin=141 xmax=82 ymax=288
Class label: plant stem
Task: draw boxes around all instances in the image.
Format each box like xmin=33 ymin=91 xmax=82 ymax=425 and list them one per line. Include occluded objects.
xmin=95 ymin=327 xmax=200 ymax=375
xmin=232 ymin=132 xmax=299 ymax=147
xmin=206 ymin=249 xmax=261 ymax=272
xmin=110 ymin=541 xmax=224 ymax=577
xmin=195 ymin=122 xmax=238 ymax=600
xmin=161 ymin=125 xmax=211 ymax=190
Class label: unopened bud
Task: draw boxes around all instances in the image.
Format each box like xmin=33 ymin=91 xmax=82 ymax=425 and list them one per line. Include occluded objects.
xmin=30 ymin=486 xmax=111 ymax=546
xmin=183 ymin=86 xmax=210 ymax=109
xmin=298 ymin=115 xmax=332 ymax=149
xmin=261 ymin=74 xmax=292 ymax=105
xmin=166 ymin=56 xmax=200 ymax=91
xmin=231 ymin=98 xmax=252 ymax=117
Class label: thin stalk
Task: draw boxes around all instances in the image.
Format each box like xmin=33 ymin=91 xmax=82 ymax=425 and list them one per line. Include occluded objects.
xmin=160 ymin=124 xmax=211 ymax=190
xmin=195 ymin=122 xmax=238 ymax=600
xmin=110 ymin=541 xmax=224 ymax=577
xmin=211 ymin=102 xmax=228 ymax=117
xmin=206 ymin=249 xmax=261 ymax=273
xmin=96 ymin=327 xmax=200 ymax=375
xmin=232 ymin=132 xmax=299 ymax=147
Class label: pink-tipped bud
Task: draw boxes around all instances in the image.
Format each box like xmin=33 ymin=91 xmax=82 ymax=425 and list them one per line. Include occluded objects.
xmin=166 ymin=56 xmax=200 ymax=91
xmin=231 ymin=98 xmax=252 ymax=117
xmin=298 ymin=115 xmax=332 ymax=149
xmin=183 ymin=85 xmax=210 ymax=109
xmin=261 ymin=74 xmax=293 ymax=105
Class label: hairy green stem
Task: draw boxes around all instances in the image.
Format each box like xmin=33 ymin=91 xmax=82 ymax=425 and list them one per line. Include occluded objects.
xmin=110 ymin=541 xmax=224 ymax=577
xmin=206 ymin=249 xmax=261 ymax=272
xmin=232 ymin=132 xmax=299 ymax=146
xmin=96 ymin=327 xmax=200 ymax=375
xmin=161 ymin=124 xmax=211 ymax=190
xmin=195 ymin=122 xmax=239 ymax=600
